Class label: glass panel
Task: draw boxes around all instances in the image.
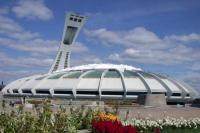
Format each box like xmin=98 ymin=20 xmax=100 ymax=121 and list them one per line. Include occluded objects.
xmin=48 ymin=73 xmax=66 ymax=79
xmin=154 ymin=74 xmax=167 ymax=79
xmin=123 ymin=70 xmax=139 ymax=78
xmin=104 ymin=70 xmax=120 ymax=78
xmin=102 ymin=91 xmax=124 ymax=95
xmin=76 ymin=91 xmax=99 ymax=95
xmin=63 ymin=71 xmax=83 ymax=79
xmin=36 ymin=90 xmax=50 ymax=94
xmin=171 ymin=93 xmax=181 ymax=96
xmin=138 ymin=71 xmax=154 ymax=78
xmin=83 ymin=70 xmax=104 ymax=78
xmin=13 ymin=89 xmax=19 ymax=93
xmin=54 ymin=90 xmax=73 ymax=94
xmin=63 ymin=26 xmax=78 ymax=45
xmin=35 ymin=76 xmax=47 ymax=80
xmin=22 ymin=89 xmax=32 ymax=94
xmin=126 ymin=92 xmax=147 ymax=95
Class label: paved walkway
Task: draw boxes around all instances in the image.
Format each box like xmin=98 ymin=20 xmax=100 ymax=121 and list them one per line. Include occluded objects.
xmin=118 ymin=106 xmax=200 ymax=120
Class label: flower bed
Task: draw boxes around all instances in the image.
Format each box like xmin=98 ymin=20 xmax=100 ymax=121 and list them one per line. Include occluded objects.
xmin=91 ymin=112 xmax=200 ymax=133
xmin=1 ymin=101 xmax=200 ymax=133
xmin=92 ymin=112 xmax=160 ymax=133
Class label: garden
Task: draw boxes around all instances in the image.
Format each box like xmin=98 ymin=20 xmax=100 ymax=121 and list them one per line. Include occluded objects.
xmin=0 ymin=100 xmax=200 ymax=133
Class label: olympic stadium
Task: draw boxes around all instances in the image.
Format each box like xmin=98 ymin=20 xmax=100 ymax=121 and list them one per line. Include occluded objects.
xmin=2 ymin=12 xmax=198 ymax=104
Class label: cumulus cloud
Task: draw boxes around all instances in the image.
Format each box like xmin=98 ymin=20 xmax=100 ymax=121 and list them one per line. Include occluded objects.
xmin=0 ymin=14 xmax=89 ymax=55
xmin=0 ymin=52 xmax=53 ymax=68
xmin=12 ymin=0 xmax=53 ymax=21
xmin=0 ymin=70 xmax=45 ymax=83
xmin=86 ymin=27 xmax=200 ymax=65
xmin=84 ymin=27 xmax=165 ymax=49
xmin=0 ymin=37 xmax=58 ymax=54
xmin=108 ymin=46 xmax=200 ymax=65
xmin=0 ymin=15 xmax=39 ymax=40
xmin=71 ymin=42 xmax=89 ymax=53
xmin=0 ymin=13 xmax=89 ymax=75
xmin=71 ymin=55 xmax=102 ymax=67
xmin=165 ymin=33 xmax=200 ymax=43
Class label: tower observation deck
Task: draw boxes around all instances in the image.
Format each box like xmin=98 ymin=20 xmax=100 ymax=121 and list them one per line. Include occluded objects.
xmin=49 ymin=12 xmax=87 ymax=73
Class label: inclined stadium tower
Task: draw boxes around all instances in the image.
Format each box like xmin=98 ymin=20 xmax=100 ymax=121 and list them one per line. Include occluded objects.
xmin=2 ymin=12 xmax=199 ymax=103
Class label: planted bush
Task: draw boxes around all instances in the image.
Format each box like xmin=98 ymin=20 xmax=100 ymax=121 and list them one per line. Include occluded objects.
xmin=0 ymin=101 xmax=98 ymax=133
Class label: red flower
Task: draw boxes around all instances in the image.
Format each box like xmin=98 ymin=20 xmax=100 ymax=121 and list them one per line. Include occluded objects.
xmin=91 ymin=118 xmax=140 ymax=133
xmin=92 ymin=120 xmax=98 ymax=131
xmin=96 ymin=120 xmax=106 ymax=133
xmin=155 ymin=128 xmax=160 ymax=133
xmin=124 ymin=125 xmax=139 ymax=133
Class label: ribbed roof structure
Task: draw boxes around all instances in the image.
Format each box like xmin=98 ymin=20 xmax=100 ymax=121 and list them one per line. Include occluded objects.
xmin=2 ymin=64 xmax=198 ymax=102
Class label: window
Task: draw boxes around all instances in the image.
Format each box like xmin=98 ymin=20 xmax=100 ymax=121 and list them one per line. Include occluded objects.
xmin=70 ymin=17 xmax=73 ymax=20
xmin=36 ymin=90 xmax=50 ymax=94
xmin=83 ymin=70 xmax=103 ymax=78
xmin=53 ymin=51 xmax=62 ymax=72
xmin=101 ymin=91 xmax=124 ymax=95
xmin=126 ymin=92 xmax=147 ymax=95
xmin=104 ymin=70 xmax=120 ymax=78
xmin=171 ymin=93 xmax=181 ymax=96
xmin=63 ymin=71 xmax=83 ymax=79
xmin=74 ymin=18 xmax=77 ymax=22
xmin=138 ymin=71 xmax=154 ymax=78
xmin=22 ymin=89 xmax=32 ymax=94
xmin=78 ymin=19 xmax=82 ymax=22
xmin=48 ymin=73 xmax=66 ymax=79
xmin=123 ymin=70 xmax=139 ymax=78
xmin=63 ymin=26 xmax=78 ymax=45
xmin=77 ymin=91 xmax=99 ymax=95
xmin=152 ymin=92 xmax=165 ymax=94
xmin=35 ymin=76 xmax=47 ymax=80
xmin=154 ymin=74 xmax=167 ymax=79
xmin=54 ymin=90 xmax=73 ymax=94
xmin=186 ymin=94 xmax=190 ymax=97
xmin=13 ymin=89 xmax=19 ymax=93
xmin=64 ymin=52 xmax=70 ymax=68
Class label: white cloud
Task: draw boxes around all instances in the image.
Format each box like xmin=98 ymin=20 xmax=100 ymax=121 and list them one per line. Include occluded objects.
xmin=165 ymin=33 xmax=200 ymax=43
xmin=0 ymin=52 xmax=53 ymax=68
xmin=86 ymin=27 xmax=200 ymax=65
xmin=71 ymin=54 xmax=102 ymax=67
xmin=0 ymin=14 xmax=89 ymax=55
xmin=71 ymin=42 xmax=89 ymax=53
xmin=12 ymin=0 xmax=53 ymax=21
xmin=85 ymin=27 xmax=166 ymax=49
xmin=0 ymin=15 xmax=39 ymax=40
xmin=0 ymin=37 xmax=89 ymax=55
xmin=0 ymin=70 xmax=45 ymax=83
xmin=109 ymin=46 xmax=200 ymax=65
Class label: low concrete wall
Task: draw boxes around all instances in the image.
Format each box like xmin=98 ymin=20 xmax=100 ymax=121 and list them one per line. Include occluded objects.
xmin=138 ymin=94 xmax=166 ymax=107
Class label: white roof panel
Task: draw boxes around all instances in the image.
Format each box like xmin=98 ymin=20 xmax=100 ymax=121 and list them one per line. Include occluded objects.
xmin=101 ymin=78 xmax=123 ymax=91
xmin=77 ymin=78 xmax=100 ymax=91
xmin=145 ymin=78 xmax=166 ymax=92
xmin=162 ymin=79 xmax=181 ymax=93
xmin=124 ymin=78 xmax=147 ymax=92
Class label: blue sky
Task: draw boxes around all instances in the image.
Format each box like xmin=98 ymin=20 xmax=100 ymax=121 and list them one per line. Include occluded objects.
xmin=0 ymin=0 xmax=200 ymax=92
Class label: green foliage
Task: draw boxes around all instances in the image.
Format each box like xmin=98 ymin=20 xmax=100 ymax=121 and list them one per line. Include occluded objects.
xmin=0 ymin=101 xmax=99 ymax=133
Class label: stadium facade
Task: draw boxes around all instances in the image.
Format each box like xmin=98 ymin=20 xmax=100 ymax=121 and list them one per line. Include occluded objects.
xmin=2 ymin=13 xmax=198 ymax=103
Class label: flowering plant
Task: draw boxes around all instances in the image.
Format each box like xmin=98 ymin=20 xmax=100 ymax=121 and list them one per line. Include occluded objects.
xmin=92 ymin=120 xmax=139 ymax=133
xmin=92 ymin=112 xmax=160 ymax=133
xmin=98 ymin=112 xmax=119 ymax=122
